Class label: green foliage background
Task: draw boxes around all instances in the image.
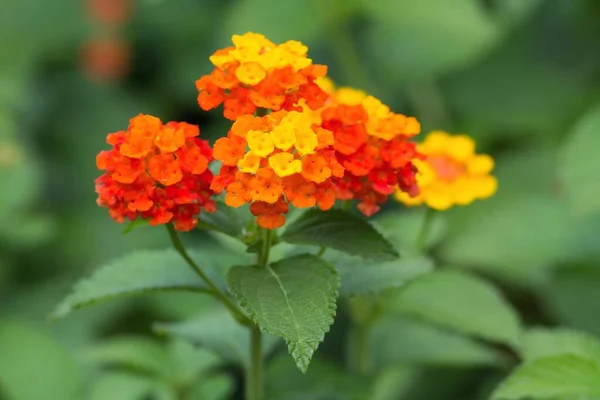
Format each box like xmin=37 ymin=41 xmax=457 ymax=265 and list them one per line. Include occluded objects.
xmin=1 ymin=0 xmax=600 ymax=399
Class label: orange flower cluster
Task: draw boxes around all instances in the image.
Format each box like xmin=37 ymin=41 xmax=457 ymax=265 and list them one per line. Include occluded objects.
xmin=196 ymin=33 xmax=329 ymax=121
xmin=211 ymin=110 xmax=343 ymax=229
xmin=318 ymin=84 xmax=422 ymax=216
xmin=95 ymin=114 xmax=216 ymax=231
xmin=83 ymin=0 xmax=132 ymax=82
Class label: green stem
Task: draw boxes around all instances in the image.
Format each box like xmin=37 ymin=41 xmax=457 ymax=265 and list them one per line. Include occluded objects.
xmin=258 ymin=228 xmax=273 ymax=268
xmin=316 ymin=246 xmax=326 ymax=257
xmin=166 ymin=224 xmax=251 ymax=326
xmin=247 ymin=325 xmax=264 ymax=400
xmin=416 ymin=208 xmax=436 ymax=252
xmin=354 ymin=323 xmax=370 ymax=375
xmin=405 ymin=79 xmax=450 ymax=130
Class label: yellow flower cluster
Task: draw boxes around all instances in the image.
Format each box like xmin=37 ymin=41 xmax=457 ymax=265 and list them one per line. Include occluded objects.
xmin=209 ymin=33 xmax=312 ymax=86
xmin=395 ymin=131 xmax=498 ymax=211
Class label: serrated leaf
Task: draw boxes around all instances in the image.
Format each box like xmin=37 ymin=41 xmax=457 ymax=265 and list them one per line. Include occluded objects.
xmin=197 ymin=201 xmax=249 ymax=238
xmin=388 ymin=271 xmax=522 ymax=348
xmin=51 ymin=249 xmax=224 ymax=319
xmin=227 ymin=254 xmax=340 ymax=373
xmin=560 ymin=104 xmax=600 ymax=216
xmin=155 ymin=310 xmax=279 ymax=369
xmin=523 ymin=328 xmax=600 ymax=364
xmin=329 ymin=253 xmax=434 ymax=295
xmin=492 ymin=355 xmax=600 ymax=400
xmin=83 ymin=336 xmax=167 ymax=375
xmin=371 ymin=316 xmax=504 ymax=368
xmin=281 ymin=209 xmax=398 ymax=261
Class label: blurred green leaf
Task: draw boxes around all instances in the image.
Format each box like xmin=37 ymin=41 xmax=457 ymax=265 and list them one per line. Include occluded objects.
xmin=83 ymin=336 xmax=167 ymax=375
xmin=438 ymin=194 xmax=569 ymax=285
xmin=197 ymin=201 xmax=250 ymax=239
xmin=221 ymin=0 xmax=323 ymax=45
xmin=51 ymin=249 xmax=224 ymax=319
xmin=155 ymin=310 xmax=279 ymax=369
xmin=189 ymin=375 xmax=233 ymax=400
xmin=370 ymin=365 xmax=419 ymax=400
xmin=489 ymin=0 xmax=546 ymax=28
xmin=492 ymin=355 xmax=600 ymax=400
xmin=86 ymin=372 xmax=156 ymax=400
xmin=328 ymin=253 xmax=434 ymax=295
xmin=374 ymin=209 xmax=448 ymax=255
xmin=266 ymin=354 xmax=370 ymax=400
xmin=442 ymin=3 xmax=599 ymax=142
xmin=560 ymin=104 xmax=600 ymax=216
xmin=164 ymin=339 xmax=220 ymax=386
xmin=370 ymin=316 xmax=504 ymax=368
xmin=523 ymin=328 xmax=600 ymax=363
xmin=0 ymin=320 xmax=80 ymax=400
xmin=388 ymin=271 xmax=522 ymax=348
xmin=281 ymin=209 xmax=399 ymax=261
xmin=543 ymin=267 xmax=600 ymax=337
xmin=363 ymin=0 xmax=500 ymax=80
xmin=227 ymin=254 xmax=339 ymax=373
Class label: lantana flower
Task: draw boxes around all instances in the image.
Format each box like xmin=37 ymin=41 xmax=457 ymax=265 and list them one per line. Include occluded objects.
xmin=211 ymin=110 xmax=343 ymax=229
xmin=316 ymin=80 xmax=422 ymax=216
xmin=196 ymin=32 xmax=328 ymax=120
xmin=395 ymin=131 xmax=498 ymax=210
xmin=95 ymin=114 xmax=216 ymax=231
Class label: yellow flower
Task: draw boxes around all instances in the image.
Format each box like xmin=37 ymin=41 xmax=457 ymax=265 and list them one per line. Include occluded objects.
xmin=395 ymin=131 xmax=498 ymax=211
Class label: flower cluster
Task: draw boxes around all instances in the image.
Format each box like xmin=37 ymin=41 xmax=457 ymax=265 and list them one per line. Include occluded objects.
xmin=211 ymin=110 xmax=343 ymax=228
xmin=95 ymin=114 xmax=216 ymax=231
xmin=196 ymin=33 xmax=329 ymax=120
xmin=395 ymin=131 xmax=498 ymax=210
xmin=317 ymin=82 xmax=422 ymax=216
xmin=93 ymin=32 xmax=499 ymax=232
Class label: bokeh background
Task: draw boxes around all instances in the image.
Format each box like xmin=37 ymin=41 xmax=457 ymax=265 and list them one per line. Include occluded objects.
xmin=1 ymin=0 xmax=599 ymax=399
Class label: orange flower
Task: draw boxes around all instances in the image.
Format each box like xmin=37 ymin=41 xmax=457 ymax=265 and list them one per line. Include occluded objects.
xmin=95 ymin=114 xmax=216 ymax=231
xmin=81 ymin=36 xmax=130 ymax=82
xmin=210 ymin=110 xmax=343 ymax=228
xmin=395 ymin=131 xmax=498 ymax=210
xmin=196 ymin=33 xmax=329 ymax=120
xmin=317 ymin=83 xmax=422 ymax=216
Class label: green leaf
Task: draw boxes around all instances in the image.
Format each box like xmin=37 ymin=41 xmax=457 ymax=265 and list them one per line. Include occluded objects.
xmin=388 ymin=271 xmax=522 ymax=348
xmin=51 ymin=249 xmax=225 ymax=319
xmin=363 ymin=0 xmax=500 ymax=80
xmin=544 ymin=268 xmax=600 ymax=337
xmin=266 ymin=353 xmax=371 ymax=400
xmin=197 ymin=201 xmax=249 ymax=238
xmin=87 ymin=372 xmax=156 ymax=400
xmin=329 ymin=253 xmax=434 ymax=295
xmin=492 ymin=355 xmax=600 ymax=400
xmin=281 ymin=209 xmax=399 ymax=261
xmin=371 ymin=316 xmax=504 ymax=368
xmin=227 ymin=254 xmax=340 ymax=373
xmin=0 ymin=320 xmax=80 ymax=400
xmin=523 ymin=328 xmax=600 ymax=364
xmin=164 ymin=339 xmax=221 ymax=385
xmin=155 ymin=310 xmax=279 ymax=369
xmin=83 ymin=336 xmax=168 ymax=375
xmin=560 ymin=104 xmax=600 ymax=216
xmin=220 ymin=0 xmax=323 ymax=46
xmin=189 ymin=375 xmax=233 ymax=400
